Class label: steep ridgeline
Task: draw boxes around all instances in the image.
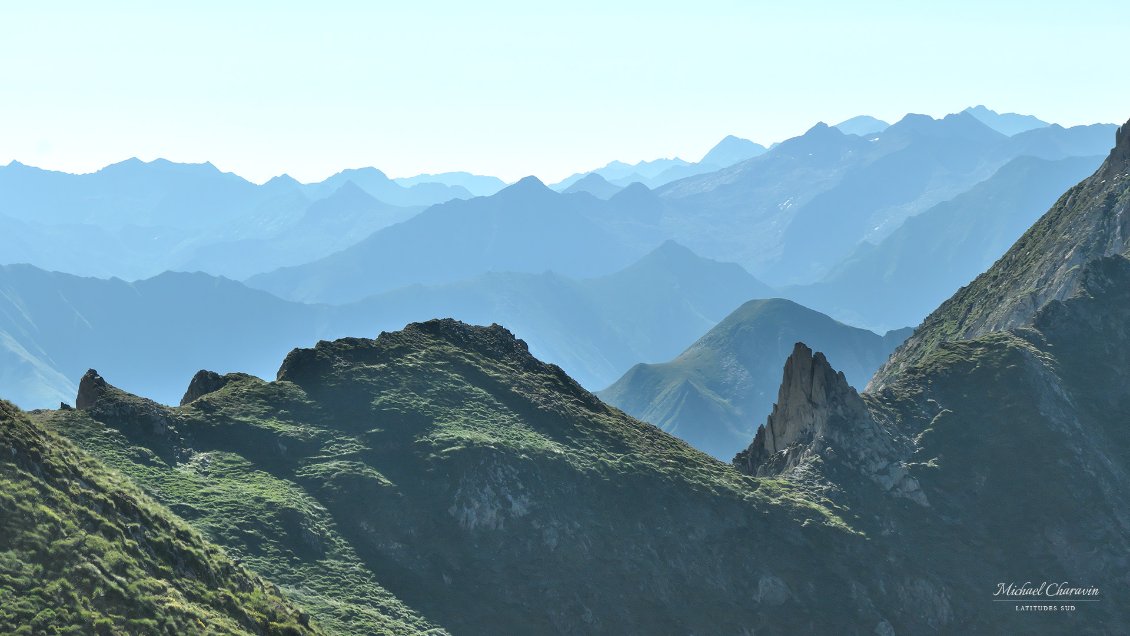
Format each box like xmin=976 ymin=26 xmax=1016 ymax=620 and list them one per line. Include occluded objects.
xmin=734 ymin=120 xmax=1130 ymax=631
xmin=599 ymin=299 xmax=909 ymax=460
xmin=42 ymin=318 xmax=993 ymax=635
xmin=871 ymin=118 xmax=1130 ymax=389
xmin=0 ymin=401 xmax=321 ymax=635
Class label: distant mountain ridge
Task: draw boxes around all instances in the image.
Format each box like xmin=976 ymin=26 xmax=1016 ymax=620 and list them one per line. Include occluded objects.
xmin=787 ymin=153 xmax=1106 ymax=331
xmin=0 ymin=241 xmax=775 ymax=407
xmin=246 ymin=176 xmax=668 ymax=304
xmin=963 ymin=104 xmax=1050 ymax=136
xmin=656 ymin=112 xmax=1117 ymax=285
xmin=833 ymin=115 xmax=890 ymax=136
xmin=552 ymin=134 xmax=767 ymax=191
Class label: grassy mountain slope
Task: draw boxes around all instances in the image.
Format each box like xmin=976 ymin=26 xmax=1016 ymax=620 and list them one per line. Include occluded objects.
xmin=0 ymin=400 xmax=321 ymax=635
xmin=44 ymin=319 xmax=918 ymax=635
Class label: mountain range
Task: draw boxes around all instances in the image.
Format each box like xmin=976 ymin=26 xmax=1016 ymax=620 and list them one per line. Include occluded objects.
xmin=0 ymin=241 xmax=773 ymax=408
xmin=656 ymin=113 xmax=1115 ymax=285
xmin=551 ymin=134 xmax=767 ymax=191
xmin=787 ymin=153 xmax=1106 ymax=331
xmin=4 ymin=115 xmax=1130 ymax=634
xmin=245 ymin=177 xmax=669 ymax=304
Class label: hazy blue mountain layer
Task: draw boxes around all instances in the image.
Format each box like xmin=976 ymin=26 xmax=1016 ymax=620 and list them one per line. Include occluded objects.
xmin=339 ymin=240 xmax=776 ymax=389
xmin=963 ymin=104 xmax=1050 ymax=136
xmin=833 ymin=115 xmax=889 ymax=136
xmin=552 ymin=134 xmax=767 ymax=191
xmin=393 ymin=171 xmax=507 ymax=197
xmin=561 ymin=173 xmax=623 ymax=199
xmin=0 ymin=242 xmax=774 ymax=408
xmin=873 ymin=118 xmax=1130 ymax=387
xmin=656 ymin=113 xmax=1116 ymax=285
xmin=0 ymin=159 xmax=473 ymax=279
xmin=246 ymin=177 xmax=668 ymax=304
xmin=787 ymin=153 xmax=1105 ymax=332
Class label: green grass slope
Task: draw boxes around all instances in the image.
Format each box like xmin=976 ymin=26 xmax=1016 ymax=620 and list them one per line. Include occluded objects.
xmin=0 ymin=400 xmax=321 ymax=636
xmin=42 ymin=320 xmax=896 ymax=635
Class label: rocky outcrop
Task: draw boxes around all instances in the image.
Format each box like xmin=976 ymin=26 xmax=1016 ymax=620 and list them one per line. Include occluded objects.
xmin=180 ymin=370 xmax=235 ymax=406
xmin=734 ymin=343 xmax=926 ymax=504
xmin=75 ymin=369 xmax=110 ymax=410
xmin=74 ymin=368 xmax=184 ymax=462
xmin=734 ymin=343 xmax=870 ymax=475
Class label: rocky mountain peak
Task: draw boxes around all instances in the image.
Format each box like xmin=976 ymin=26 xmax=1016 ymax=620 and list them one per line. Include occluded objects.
xmin=75 ymin=369 xmax=109 ymax=410
xmin=180 ymin=369 xmax=233 ymax=406
xmin=734 ymin=343 xmax=924 ymax=503
xmin=1112 ymin=118 xmax=1130 ymax=165
xmin=733 ymin=343 xmax=869 ymax=475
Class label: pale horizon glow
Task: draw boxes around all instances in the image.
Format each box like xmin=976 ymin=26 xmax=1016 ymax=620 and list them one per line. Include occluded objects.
xmin=2 ymin=1 xmax=1127 ymax=184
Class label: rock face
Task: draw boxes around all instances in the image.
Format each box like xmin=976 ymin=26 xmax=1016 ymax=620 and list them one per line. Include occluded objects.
xmin=734 ymin=343 xmax=926 ymax=505
xmin=734 ymin=343 xmax=869 ymax=474
xmin=75 ymin=369 xmax=108 ymax=410
xmin=180 ymin=369 xmax=235 ymax=406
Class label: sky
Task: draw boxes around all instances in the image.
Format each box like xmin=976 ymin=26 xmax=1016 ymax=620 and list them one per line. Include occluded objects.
xmin=1 ymin=1 xmax=1127 ymax=184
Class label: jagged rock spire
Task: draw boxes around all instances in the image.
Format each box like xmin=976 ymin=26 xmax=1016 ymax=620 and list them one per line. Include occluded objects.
xmin=76 ymin=369 xmax=108 ymax=410
xmin=734 ymin=343 xmax=869 ymax=475
xmin=733 ymin=342 xmax=925 ymax=504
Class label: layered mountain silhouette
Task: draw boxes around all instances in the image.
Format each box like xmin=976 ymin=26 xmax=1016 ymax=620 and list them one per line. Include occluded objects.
xmin=963 ymin=104 xmax=1050 ymax=136
xmin=552 ymin=134 xmax=767 ymax=191
xmin=0 ymin=265 xmax=330 ymax=407
xmin=833 ymin=115 xmax=890 ymax=136
xmin=599 ymin=298 xmax=909 ymax=459
xmin=246 ymin=177 xmax=666 ymax=303
xmin=392 ymin=171 xmax=507 ymax=197
xmin=0 ymin=159 xmax=484 ymax=280
xmin=657 ymin=113 xmax=1116 ymax=285
xmin=0 ymin=242 xmax=773 ymax=408
xmin=872 ymin=117 xmax=1130 ymax=387
xmin=788 ymin=153 xmax=1106 ymax=331
xmin=561 ymin=173 xmax=623 ymax=199
xmin=304 ymin=167 xmax=474 ymax=207
xmin=338 ymin=240 xmax=775 ymax=388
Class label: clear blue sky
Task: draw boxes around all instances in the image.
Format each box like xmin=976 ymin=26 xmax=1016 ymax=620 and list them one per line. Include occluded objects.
xmin=2 ymin=1 xmax=1127 ymax=183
